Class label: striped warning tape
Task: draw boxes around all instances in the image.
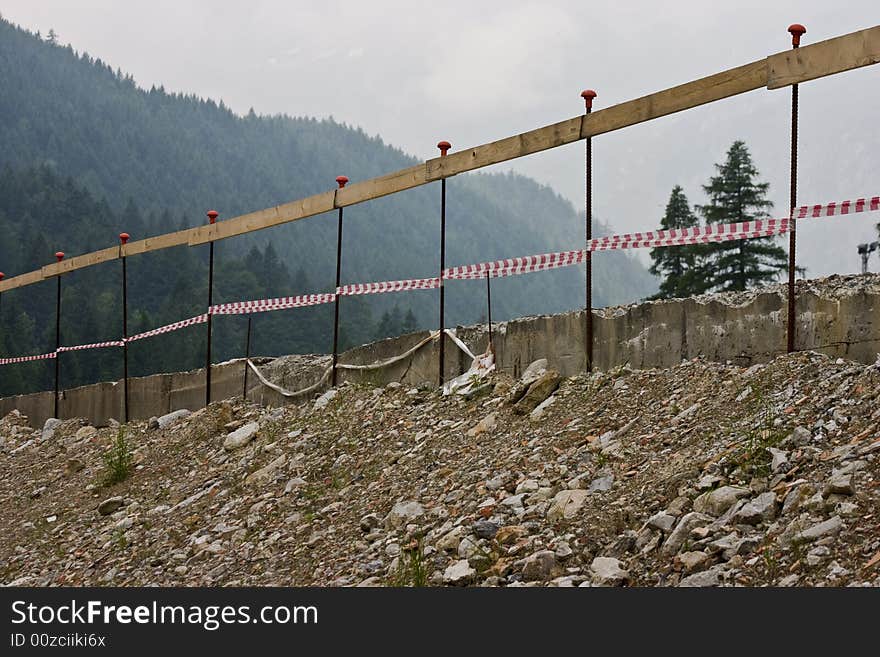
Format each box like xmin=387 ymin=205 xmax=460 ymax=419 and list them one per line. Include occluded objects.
xmin=0 ymin=352 xmax=57 ymax=365
xmin=796 ymin=196 xmax=879 ymax=219
xmin=124 ymin=313 xmax=208 ymax=342
xmin=444 ymin=249 xmax=586 ymax=280
xmin=337 ymin=277 xmax=441 ymax=296
xmin=209 ymin=293 xmax=336 ymax=316
xmin=589 ymin=218 xmax=789 ymax=252
xmin=57 ymin=340 xmax=126 ymax=352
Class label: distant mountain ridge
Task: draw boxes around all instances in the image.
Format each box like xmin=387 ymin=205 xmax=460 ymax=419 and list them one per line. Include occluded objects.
xmin=0 ymin=16 xmax=656 ymax=394
xmin=0 ymin=16 xmax=654 ymax=302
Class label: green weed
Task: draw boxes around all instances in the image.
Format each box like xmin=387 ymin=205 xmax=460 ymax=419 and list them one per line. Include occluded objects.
xmin=102 ymin=428 xmax=133 ymax=487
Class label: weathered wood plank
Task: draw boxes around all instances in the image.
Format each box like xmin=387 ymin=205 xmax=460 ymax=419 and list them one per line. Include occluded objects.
xmin=767 ymin=25 xmax=880 ymax=89
xmin=425 ymin=117 xmax=583 ymax=181
xmin=123 ymin=229 xmax=194 ymax=257
xmin=187 ymin=191 xmax=337 ymax=246
xmin=426 ymin=60 xmax=767 ymax=181
xmin=0 ymin=270 xmax=45 ymax=293
xmin=335 ymin=164 xmax=427 ymax=207
xmin=41 ymin=246 xmax=120 ymax=279
xmin=582 ymin=60 xmax=768 ymax=138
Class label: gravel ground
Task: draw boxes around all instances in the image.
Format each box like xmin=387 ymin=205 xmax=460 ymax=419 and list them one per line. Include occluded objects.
xmin=1 ymin=348 xmax=878 ymax=587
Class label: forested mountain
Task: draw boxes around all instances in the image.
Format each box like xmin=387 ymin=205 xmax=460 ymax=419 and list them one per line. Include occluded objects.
xmin=0 ymin=17 xmax=655 ymax=395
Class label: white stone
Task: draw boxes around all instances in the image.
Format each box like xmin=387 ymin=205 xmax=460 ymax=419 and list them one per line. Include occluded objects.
xmin=467 ymin=412 xmax=497 ymax=437
xmin=733 ymin=492 xmax=777 ymax=525
xmin=515 ymin=479 xmax=540 ymax=495
xmin=769 ymin=447 xmax=789 ymax=472
xmin=385 ymin=501 xmax=424 ymax=529
xmin=646 ymin=511 xmax=677 ymax=533
xmin=529 ymin=396 xmax=556 ymax=421
xmin=223 ymin=422 xmax=260 ymax=451
xmin=546 ymin=489 xmax=589 ymax=523
xmin=245 ymin=455 xmax=287 ymax=486
xmin=590 ymin=557 xmax=629 ymax=586
xmin=41 ymin=418 xmax=62 ymax=441
xmin=520 ymin=359 xmax=548 ymax=384
xmin=693 ymin=486 xmax=751 ymax=516
xmin=443 ymin=560 xmax=476 ymax=585
xmin=313 ymin=389 xmax=338 ymax=411
xmin=797 ymin=516 xmax=843 ymax=543
xmin=155 ymin=409 xmax=191 ymax=430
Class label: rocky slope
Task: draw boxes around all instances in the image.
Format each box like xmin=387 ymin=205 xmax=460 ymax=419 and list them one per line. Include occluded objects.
xmin=1 ymin=350 xmax=879 ymax=587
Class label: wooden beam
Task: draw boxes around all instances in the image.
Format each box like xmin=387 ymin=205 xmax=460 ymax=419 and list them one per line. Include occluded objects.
xmin=767 ymin=25 xmax=880 ymax=89
xmin=426 ymin=27 xmax=878 ymax=180
xmin=123 ymin=228 xmax=195 ymax=257
xmin=41 ymin=246 xmax=120 ymax=279
xmin=0 ymin=24 xmax=877 ymax=293
xmin=335 ymin=164 xmax=427 ymax=207
xmin=581 ymin=60 xmax=768 ymax=138
xmin=426 ymin=60 xmax=768 ymax=180
xmin=425 ymin=117 xmax=583 ymax=181
xmin=0 ymin=269 xmax=44 ymax=293
xmin=187 ymin=191 xmax=336 ymax=246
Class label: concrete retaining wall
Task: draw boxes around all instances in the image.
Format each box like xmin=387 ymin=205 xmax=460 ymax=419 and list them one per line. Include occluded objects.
xmin=3 ymin=276 xmax=878 ymax=428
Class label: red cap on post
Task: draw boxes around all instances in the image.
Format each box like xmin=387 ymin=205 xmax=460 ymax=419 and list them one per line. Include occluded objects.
xmin=55 ymin=252 xmax=65 ymax=262
xmin=437 ymin=141 xmax=451 ymax=157
xmin=0 ymin=272 xmax=4 ymax=281
xmin=119 ymin=232 xmax=130 ymax=244
xmin=336 ymin=176 xmax=349 ymax=188
xmin=581 ymin=89 xmax=597 ymax=111
xmin=206 ymin=210 xmax=219 ymax=224
xmin=788 ymin=23 xmax=806 ymax=48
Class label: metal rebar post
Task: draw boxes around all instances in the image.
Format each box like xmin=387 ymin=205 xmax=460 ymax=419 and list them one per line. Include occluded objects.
xmin=119 ymin=232 xmax=130 ymax=422
xmin=437 ymin=140 xmax=451 ymax=387
xmin=331 ymin=176 xmax=348 ymax=387
xmin=0 ymin=272 xmax=4 ymax=361
xmin=53 ymin=251 xmax=64 ymax=418
xmin=243 ymin=314 xmax=252 ymax=399
xmin=581 ymin=89 xmax=597 ymax=371
xmin=787 ymin=24 xmax=806 ymax=354
xmin=486 ymin=271 xmax=492 ymax=346
xmin=205 ymin=210 xmax=218 ymax=406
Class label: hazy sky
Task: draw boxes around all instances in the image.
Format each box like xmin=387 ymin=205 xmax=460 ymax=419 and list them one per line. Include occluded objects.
xmin=2 ymin=1 xmax=879 ymax=275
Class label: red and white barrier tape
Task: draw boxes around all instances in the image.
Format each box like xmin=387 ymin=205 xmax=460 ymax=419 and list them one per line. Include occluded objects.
xmin=796 ymin=196 xmax=879 ymax=219
xmin=124 ymin=313 xmax=208 ymax=342
xmin=444 ymin=249 xmax=586 ymax=280
xmin=589 ymin=218 xmax=789 ymax=252
xmin=0 ymin=352 xmax=56 ymax=365
xmin=443 ymin=220 xmax=787 ymax=280
xmin=210 ymin=293 xmax=336 ymax=316
xmin=337 ymin=277 xmax=441 ymax=296
xmin=57 ymin=340 xmax=126 ymax=353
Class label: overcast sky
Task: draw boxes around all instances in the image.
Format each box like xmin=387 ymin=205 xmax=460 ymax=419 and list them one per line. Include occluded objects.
xmin=3 ymin=0 xmax=879 ymax=276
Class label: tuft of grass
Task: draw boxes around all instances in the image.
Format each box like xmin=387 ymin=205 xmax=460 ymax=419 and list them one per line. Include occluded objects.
xmin=113 ymin=527 xmax=128 ymax=550
xmin=762 ymin=546 xmax=779 ymax=578
xmin=723 ymin=387 xmax=785 ymax=480
xmin=393 ymin=540 xmax=429 ymax=587
xmin=102 ymin=428 xmax=133 ymax=487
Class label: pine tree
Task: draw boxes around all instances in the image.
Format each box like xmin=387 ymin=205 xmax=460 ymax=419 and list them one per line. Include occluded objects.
xmin=373 ymin=304 xmax=403 ymax=340
xmin=649 ymin=185 xmax=706 ymax=299
xmin=698 ymin=141 xmax=787 ymax=292
xmin=401 ymin=308 xmax=418 ymax=334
